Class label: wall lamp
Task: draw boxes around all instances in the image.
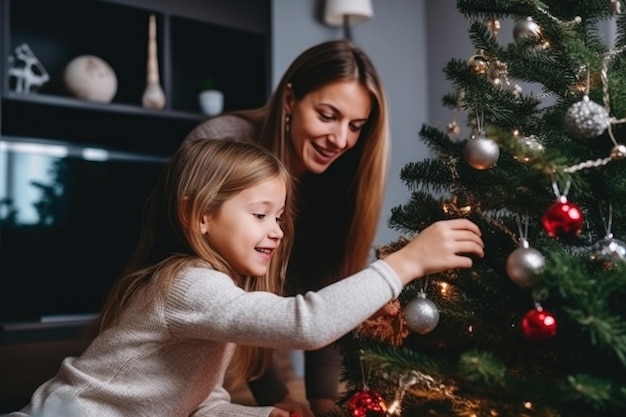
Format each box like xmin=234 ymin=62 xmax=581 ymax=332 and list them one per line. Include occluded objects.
xmin=324 ymin=0 xmax=374 ymax=41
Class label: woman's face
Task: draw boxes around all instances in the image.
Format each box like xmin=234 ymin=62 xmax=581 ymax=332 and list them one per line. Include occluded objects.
xmin=285 ymin=80 xmax=372 ymax=177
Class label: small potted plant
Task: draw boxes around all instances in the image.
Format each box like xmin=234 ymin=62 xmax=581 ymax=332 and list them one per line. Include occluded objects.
xmin=198 ymin=78 xmax=224 ymax=116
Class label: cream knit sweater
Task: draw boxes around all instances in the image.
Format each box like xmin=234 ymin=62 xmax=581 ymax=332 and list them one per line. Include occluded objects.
xmin=10 ymin=260 xmax=401 ymax=417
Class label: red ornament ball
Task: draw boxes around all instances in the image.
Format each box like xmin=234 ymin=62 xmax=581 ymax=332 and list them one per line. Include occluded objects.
xmin=522 ymin=307 xmax=557 ymax=341
xmin=542 ymin=198 xmax=584 ymax=238
xmin=347 ymin=390 xmax=387 ymax=417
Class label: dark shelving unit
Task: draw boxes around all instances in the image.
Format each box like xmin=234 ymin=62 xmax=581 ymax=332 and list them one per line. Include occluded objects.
xmin=0 ymin=0 xmax=270 ymax=411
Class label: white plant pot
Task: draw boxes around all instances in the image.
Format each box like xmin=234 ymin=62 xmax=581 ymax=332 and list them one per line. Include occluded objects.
xmin=199 ymin=90 xmax=224 ymax=116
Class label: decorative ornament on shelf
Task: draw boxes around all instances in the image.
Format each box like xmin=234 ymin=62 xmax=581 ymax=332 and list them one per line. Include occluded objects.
xmin=142 ymin=14 xmax=166 ymax=109
xmin=506 ymin=216 xmax=545 ymax=288
xmin=542 ymin=181 xmax=584 ymax=239
xmin=7 ymin=43 xmax=49 ymax=94
xmin=198 ymin=78 xmax=224 ymax=116
xmin=63 ymin=55 xmax=117 ymax=103
xmin=464 ymin=130 xmax=500 ymax=170
xmin=404 ymin=288 xmax=440 ymax=335
xmin=521 ymin=304 xmax=557 ymax=342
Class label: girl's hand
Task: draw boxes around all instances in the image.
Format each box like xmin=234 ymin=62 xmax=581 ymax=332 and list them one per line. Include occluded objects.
xmin=384 ymin=218 xmax=484 ymax=285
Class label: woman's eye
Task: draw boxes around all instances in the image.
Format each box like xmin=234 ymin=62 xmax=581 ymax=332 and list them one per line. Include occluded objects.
xmin=319 ymin=112 xmax=334 ymax=121
xmin=253 ymin=214 xmax=266 ymax=220
xmin=349 ymin=123 xmax=363 ymax=132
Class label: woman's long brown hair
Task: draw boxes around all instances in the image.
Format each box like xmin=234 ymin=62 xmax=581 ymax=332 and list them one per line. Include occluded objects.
xmin=233 ymin=40 xmax=390 ymax=289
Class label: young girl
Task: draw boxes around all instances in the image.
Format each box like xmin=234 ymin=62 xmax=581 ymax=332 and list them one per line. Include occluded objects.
xmin=9 ymin=138 xmax=484 ymax=417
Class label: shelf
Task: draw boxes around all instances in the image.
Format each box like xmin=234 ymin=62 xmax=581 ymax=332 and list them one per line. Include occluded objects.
xmin=4 ymin=91 xmax=204 ymax=121
xmin=1 ymin=0 xmax=270 ymax=154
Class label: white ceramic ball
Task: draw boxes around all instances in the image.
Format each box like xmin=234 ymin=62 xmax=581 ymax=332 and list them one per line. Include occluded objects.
xmin=63 ymin=55 xmax=117 ymax=103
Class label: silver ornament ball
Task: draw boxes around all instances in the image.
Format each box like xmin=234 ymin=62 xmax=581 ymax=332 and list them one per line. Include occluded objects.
xmin=404 ymin=295 xmax=440 ymax=335
xmin=506 ymin=241 xmax=545 ymax=288
xmin=513 ymin=17 xmax=542 ymax=40
xmin=590 ymin=236 xmax=626 ymax=268
xmin=464 ymin=133 xmax=500 ymax=170
xmin=564 ymin=95 xmax=610 ymax=139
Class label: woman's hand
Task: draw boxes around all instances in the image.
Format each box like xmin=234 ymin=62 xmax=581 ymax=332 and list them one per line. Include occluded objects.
xmin=384 ymin=218 xmax=484 ymax=285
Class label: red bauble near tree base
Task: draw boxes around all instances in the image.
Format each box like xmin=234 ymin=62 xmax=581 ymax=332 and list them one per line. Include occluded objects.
xmin=347 ymin=389 xmax=387 ymax=417
xmin=522 ymin=306 xmax=557 ymax=341
xmin=542 ymin=196 xmax=584 ymax=238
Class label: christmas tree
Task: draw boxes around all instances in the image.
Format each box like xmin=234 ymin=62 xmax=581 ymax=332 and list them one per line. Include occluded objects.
xmin=336 ymin=1 xmax=626 ymax=416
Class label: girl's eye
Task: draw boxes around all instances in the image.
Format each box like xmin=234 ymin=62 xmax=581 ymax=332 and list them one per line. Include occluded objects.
xmin=319 ymin=112 xmax=334 ymax=121
xmin=253 ymin=214 xmax=266 ymax=220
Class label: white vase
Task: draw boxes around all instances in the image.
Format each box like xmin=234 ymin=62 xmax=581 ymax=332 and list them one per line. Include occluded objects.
xmin=142 ymin=14 xmax=166 ymax=109
xmin=199 ymin=90 xmax=224 ymax=116
xmin=63 ymin=55 xmax=117 ymax=103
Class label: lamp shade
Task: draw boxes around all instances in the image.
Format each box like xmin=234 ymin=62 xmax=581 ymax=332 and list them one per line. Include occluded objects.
xmin=324 ymin=0 xmax=374 ymax=26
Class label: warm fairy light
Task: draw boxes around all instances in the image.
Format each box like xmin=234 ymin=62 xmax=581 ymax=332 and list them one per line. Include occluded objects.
xmin=468 ymin=325 xmax=474 ymax=333
xmin=489 ymin=409 xmax=499 ymax=416
xmin=523 ymin=401 xmax=533 ymax=409
xmin=439 ymin=282 xmax=449 ymax=295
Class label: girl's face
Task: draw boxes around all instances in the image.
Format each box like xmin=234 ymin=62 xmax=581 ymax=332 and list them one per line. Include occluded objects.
xmin=285 ymin=80 xmax=371 ymax=177
xmin=202 ymin=176 xmax=286 ymax=277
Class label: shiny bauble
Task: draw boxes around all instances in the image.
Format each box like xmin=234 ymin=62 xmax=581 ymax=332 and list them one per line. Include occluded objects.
xmin=63 ymin=55 xmax=117 ymax=103
xmin=542 ymin=197 xmax=584 ymax=239
xmin=467 ymin=54 xmax=489 ymax=75
xmin=506 ymin=238 xmax=545 ymax=287
xmin=347 ymin=390 xmax=387 ymax=417
xmin=564 ymin=95 xmax=610 ymax=139
xmin=611 ymin=144 xmax=626 ymax=160
xmin=513 ymin=17 xmax=542 ymax=41
xmin=589 ymin=235 xmax=626 ymax=268
xmin=464 ymin=132 xmax=500 ymax=170
xmin=513 ymin=135 xmax=544 ymax=163
xmin=521 ymin=307 xmax=557 ymax=341
xmin=404 ymin=293 xmax=440 ymax=335
xmin=485 ymin=17 xmax=501 ymax=36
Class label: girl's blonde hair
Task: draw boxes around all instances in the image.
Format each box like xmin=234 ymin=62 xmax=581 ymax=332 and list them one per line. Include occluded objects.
xmin=95 ymin=138 xmax=295 ymax=388
xmin=233 ymin=40 xmax=389 ymax=288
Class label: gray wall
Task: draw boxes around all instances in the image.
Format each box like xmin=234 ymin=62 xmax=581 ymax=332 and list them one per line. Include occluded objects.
xmin=271 ymin=0 xmax=430 ymax=246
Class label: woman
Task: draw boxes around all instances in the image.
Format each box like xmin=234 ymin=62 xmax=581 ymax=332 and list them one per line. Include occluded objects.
xmin=186 ymin=39 xmax=390 ymax=415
